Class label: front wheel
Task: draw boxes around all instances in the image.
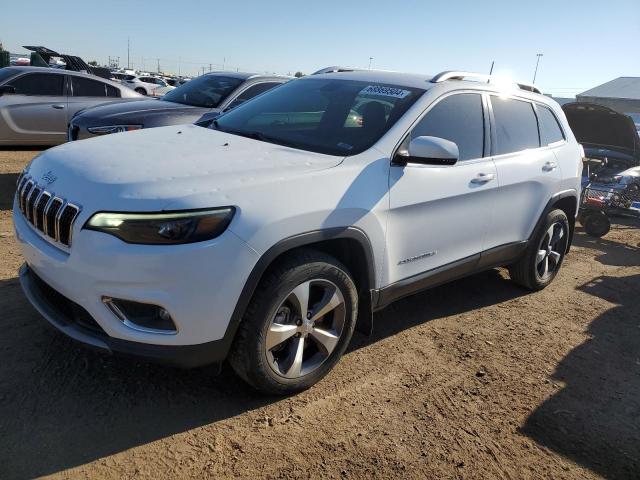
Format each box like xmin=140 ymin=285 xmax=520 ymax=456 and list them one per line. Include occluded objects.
xmin=135 ymin=88 xmax=146 ymax=95
xmin=509 ymin=209 xmax=569 ymax=290
xmin=229 ymin=249 xmax=358 ymax=395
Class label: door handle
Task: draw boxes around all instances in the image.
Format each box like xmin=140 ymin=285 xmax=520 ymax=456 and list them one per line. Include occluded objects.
xmin=543 ymin=161 xmax=557 ymax=171
xmin=470 ymin=173 xmax=495 ymax=184
xmin=52 ymin=104 xmax=65 ymax=109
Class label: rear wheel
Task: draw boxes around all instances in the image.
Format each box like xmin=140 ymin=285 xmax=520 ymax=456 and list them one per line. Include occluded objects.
xmin=583 ymin=211 xmax=610 ymax=237
xmin=135 ymin=88 xmax=146 ymax=95
xmin=229 ymin=249 xmax=358 ymax=395
xmin=509 ymin=209 xmax=569 ymax=290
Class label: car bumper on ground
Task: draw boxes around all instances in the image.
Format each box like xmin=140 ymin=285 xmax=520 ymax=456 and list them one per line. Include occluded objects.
xmin=13 ymin=201 xmax=259 ymax=366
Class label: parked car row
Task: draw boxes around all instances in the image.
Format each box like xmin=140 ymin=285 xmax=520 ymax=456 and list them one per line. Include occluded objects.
xmin=0 ymin=67 xmax=143 ymax=145
xmin=69 ymin=72 xmax=290 ymax=140
xmin=13 ymin=67 xmax=583 ymax=394
xmin=0 ymin=67 xmax=290 ymax=145
xmin=121 ymin=75 xmax=175 ymax=97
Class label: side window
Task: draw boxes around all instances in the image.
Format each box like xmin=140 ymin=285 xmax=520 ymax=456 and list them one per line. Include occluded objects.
xmin=491 ymin=97 xmax=540 ymax=155
xmin=71 ymin=77 xmax=107 ymax=97
xmin=106 ymin=85 xmax=121 ymax=98
xmin=537 ymin=105 xmax=565 ymax=145
xmin=9 ymin=73 xmax=64 ymax=96
xmin=410 ymin=93 xmax=485 ymax=161
xmin=226 ymin=82 xmax=280 ymax=110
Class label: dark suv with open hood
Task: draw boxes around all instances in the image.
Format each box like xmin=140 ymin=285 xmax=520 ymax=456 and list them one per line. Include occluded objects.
xmin=68 ymin=72 xmax=290 ymax=141
xmin=562 ymin=102 xmax=640 ymax=183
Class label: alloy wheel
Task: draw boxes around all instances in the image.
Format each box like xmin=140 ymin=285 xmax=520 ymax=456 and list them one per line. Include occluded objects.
xmin=265 ymin=279 xmax=346 ymax=379
xmin=536 ymin=222 xmax=566 ymax=280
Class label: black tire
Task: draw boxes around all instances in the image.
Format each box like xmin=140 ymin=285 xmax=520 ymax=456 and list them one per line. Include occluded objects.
xmin=228 ymin=249 xmax=358 ymax=395
xmin=135 ymin=88 xmax=147 ymax=95
xmin=583 ymin=211 xmax=611 ymax=238
xmin=508 ymin=209 xmax=570 ymax=291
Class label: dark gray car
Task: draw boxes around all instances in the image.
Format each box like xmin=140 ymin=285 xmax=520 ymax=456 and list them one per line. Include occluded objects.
xmin=68 ymin=72 xmax=290 ymax=141
xmin=0 ymin=66 xmax=142 ymax=146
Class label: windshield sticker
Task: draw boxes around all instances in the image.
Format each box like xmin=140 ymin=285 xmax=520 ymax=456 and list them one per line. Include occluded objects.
xmin=359 ymin=85 xmax=411 ymax=99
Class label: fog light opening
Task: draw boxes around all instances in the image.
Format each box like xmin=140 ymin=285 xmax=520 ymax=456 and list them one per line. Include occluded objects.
xmin=102 ymin=297 xmax=177 ymax=334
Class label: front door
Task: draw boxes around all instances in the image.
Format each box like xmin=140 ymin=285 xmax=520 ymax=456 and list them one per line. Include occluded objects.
xmin=0 ymin=72 xmax=67 ymax=144
xmin=386 ymin=92 xmax=498 ymax=285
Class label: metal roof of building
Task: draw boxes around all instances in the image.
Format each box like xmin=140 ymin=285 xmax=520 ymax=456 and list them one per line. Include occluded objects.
xmin=578 ymin=77 xmax=640 ymax=100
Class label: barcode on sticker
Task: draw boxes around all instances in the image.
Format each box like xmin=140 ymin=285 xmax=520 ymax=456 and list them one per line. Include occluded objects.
xmin=360 ymin=85 xmax=410 ymax=99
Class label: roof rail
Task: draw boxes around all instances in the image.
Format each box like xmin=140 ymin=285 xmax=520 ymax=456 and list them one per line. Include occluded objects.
xmin=312 ymin=66 xmax=363 ymax=75
xmin=431 ymin=70 xmax=542 ymax=95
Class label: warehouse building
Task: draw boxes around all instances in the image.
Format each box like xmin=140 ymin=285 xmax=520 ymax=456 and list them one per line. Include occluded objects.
xmin=577 ymin=77 xmax=640 ymax=115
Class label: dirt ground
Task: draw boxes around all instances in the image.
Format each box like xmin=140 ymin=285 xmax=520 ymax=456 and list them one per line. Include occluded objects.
xmin=1 ymin=149 xmax=639 ymax=480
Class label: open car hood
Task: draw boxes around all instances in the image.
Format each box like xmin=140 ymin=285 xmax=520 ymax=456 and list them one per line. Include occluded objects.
xmin=563 ymin=102 xmax=640 ymax=164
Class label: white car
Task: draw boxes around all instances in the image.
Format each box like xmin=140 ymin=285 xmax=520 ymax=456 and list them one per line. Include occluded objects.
xmin=122 ymin=75 xmax=175 ymax=97
xmin=13 ymin=70 xmax=582 ymax=394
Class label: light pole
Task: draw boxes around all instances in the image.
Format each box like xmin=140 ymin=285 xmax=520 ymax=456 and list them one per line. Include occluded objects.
xmin=532 ymin=53 xmax=543 ymax=84
xmin=368 ymin=57 xmax=373 ymax=70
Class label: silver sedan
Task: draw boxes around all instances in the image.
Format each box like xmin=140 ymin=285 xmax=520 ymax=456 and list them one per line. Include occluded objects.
xmin=0 ymin=66 xmax=143 ymax=146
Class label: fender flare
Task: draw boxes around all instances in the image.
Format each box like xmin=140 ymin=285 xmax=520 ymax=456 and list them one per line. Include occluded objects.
xmin=216 ymin=227 xmax=377 ymax=359
xmin=533 ymin=189 xmax=579 ymax=251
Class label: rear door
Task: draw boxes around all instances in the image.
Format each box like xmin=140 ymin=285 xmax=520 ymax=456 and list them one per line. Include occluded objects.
xmin=67 ymin=75 xmax=121 ymax=119
xmin=485 ymin=95 xmax=563 ymax=249
xmin=386 ymin=92 xmax=498 ymax=284
xmin=0 ymin=72 xmax=67 ymax=144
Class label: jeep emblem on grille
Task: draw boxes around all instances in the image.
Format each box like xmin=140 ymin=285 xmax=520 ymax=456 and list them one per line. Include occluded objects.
xmin=41 ymin=171 xmax=57 ymax=185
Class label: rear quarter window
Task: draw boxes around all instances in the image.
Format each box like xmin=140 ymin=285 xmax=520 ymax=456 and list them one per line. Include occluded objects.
xmin=537 ymin=105 xmax=565 ymax=145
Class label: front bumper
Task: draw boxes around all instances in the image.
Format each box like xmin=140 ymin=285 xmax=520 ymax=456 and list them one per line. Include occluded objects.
xmin=14 ymin=200 xmax=260 ymax=365
xmin=19 ymin=264 xmax=227 ymax=368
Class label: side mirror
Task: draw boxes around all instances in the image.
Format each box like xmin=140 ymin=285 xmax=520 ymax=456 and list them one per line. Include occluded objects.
xmin=0 ymin=85 xmax=16 ymax=96
xmin=393 ymin=136 xmax=459 ymax=166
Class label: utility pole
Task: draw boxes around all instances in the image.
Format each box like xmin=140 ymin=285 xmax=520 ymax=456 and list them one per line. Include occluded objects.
xmin=532 ymin=53 xmax=543 ymax=84
xmin=209 ymin=63 xmax=212 ymax=72
xmin=368 ymin=57 xmax=373 ymax=70
xmin=157 ymin=58 xmax=160 ymax=73
xmin=127 ymin=37 xmax=130 ymax=69
xmin=223 ymin=57 xmax=226 ymax=70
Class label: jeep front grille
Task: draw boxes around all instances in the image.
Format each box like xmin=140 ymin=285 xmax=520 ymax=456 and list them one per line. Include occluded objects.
xmin=16 ymin=175 xmax=81 ymax=248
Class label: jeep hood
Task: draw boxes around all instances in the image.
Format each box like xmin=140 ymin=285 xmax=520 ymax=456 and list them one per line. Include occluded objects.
xmin=24 ymin=124 xmax=344 ymax=213
xmin=563 ymin=102 xmax=640 ymax=162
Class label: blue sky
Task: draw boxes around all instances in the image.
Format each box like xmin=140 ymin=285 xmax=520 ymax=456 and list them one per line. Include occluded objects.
xmin=2 ymin=0 xmax=638 ymax=97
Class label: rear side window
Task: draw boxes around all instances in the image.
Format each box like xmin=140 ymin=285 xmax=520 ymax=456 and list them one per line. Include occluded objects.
xmin=537 ymin=105 xmax=565 ymax=145
xmin=410 ymin=93 xmax=485 ymax=161
xmin=226 ymin=82 xmax=281 ymax=110
xmin=491 ymin=97 xmax=540 ymax=155
xmin=9 ymin=73 xmax=64 ymax=96
xmin=72 ymin=77 xmax=107 ymax=97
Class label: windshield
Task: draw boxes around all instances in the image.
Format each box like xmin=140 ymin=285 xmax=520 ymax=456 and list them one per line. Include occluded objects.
xmin=162 ymin=75 xmax=243 ymax=108
xmin=212 ymin=78 xmax=424 ymax=156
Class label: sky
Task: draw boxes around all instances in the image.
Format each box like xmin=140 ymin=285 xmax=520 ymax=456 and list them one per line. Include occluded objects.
xmin=1 ymin=0 xmax=638 ymax=97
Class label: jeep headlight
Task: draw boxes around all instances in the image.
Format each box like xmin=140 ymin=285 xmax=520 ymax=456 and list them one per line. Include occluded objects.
xmin=84 ymin=208 xmax=234 ymax=244
xmin=87 ymin=125 xmax=142 ymax=135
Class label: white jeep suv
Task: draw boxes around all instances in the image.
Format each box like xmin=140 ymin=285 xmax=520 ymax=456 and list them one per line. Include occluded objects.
xmin=13 ymin=70 xmax=582 ymax=394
